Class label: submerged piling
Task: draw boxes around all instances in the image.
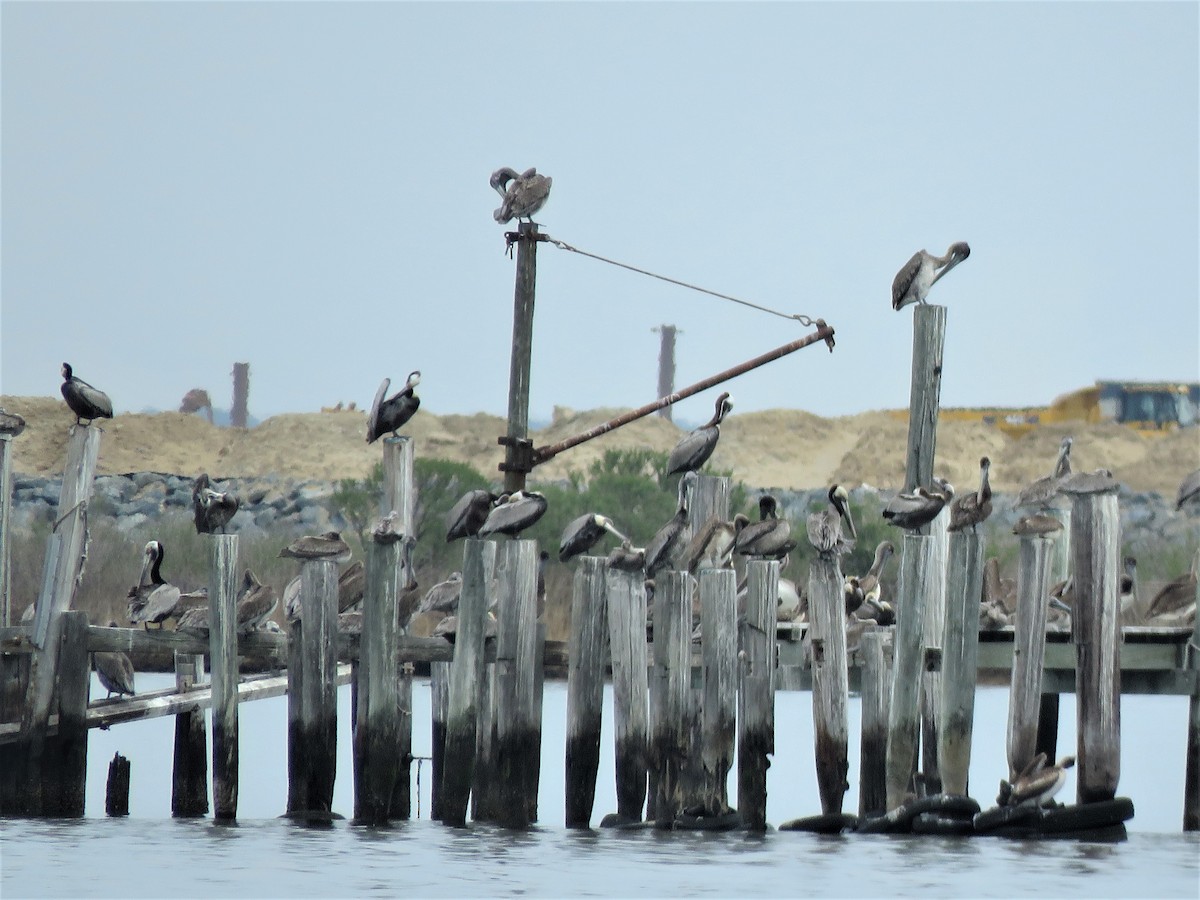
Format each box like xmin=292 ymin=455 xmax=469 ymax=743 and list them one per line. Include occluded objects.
xmin=699 ymin=567 xmax=737 ymax=817
xmin=808 ymin=555 xmax=849 ymax=814
xmin=209 ymin=534 xmax=240 ymax=821
xmin=171 ymin=652 xmax=209 ymax=817
xmin=738 ymin=559 xmax=777 ymax=830
xmin=605 ymin=567 xmax=649 ymax=824
xmin=886 ymin=533 xmax=931 ymax=810
xmin=565 ymin=557 xmax=607 ymax=828
xmin=650 ymin=570 xmax=691 ymax=827
xmin=1005 ymin=530 xmax=1056 ymax=780
xmin=939 ymin=530 xmax=985 ymax=796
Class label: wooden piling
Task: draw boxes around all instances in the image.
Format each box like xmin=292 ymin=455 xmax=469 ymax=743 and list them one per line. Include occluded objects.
xmin=353 ymin=539 xmax=403 ymax=825
xmin=502 ymin=220 xmax=539 ymax=494
xmin=43 ymin=610 xmax=89 ymax=816
xmin=1035 ymin=693 xmax=1061 ymax=763
xmin=286 ymin=618 xmax=306 ymax=815
xmin=105 ymin=753 xmax=131 ymax=817
xmin=650 ymin=570 xmax=691 ymax=827
xmin=440 ymin=538 xmax=492 ymax=826
xmin=0 ymin=425 xmax=20 ymax=628
xmin=1044 ymin=506 xmax=1072 ymax=587
xmin=429 ymin=661 xmax=449 ymax=821
xmin=391 ymin=664 xmax=413 ymax=821
xmin=699 ymin=567 xmax=737 ymax=816
xmin=920 ymin=512 xmax=948 ymax=794
xmin=939 ymin=529 xmax=985 ymax=797
xmin=292 ymin=558 xmax=339 ymax=821
xmin=1005 ymin=531 xmax=1055 ymax=781
xmin=382 ymin=435 xmax=416 ymax=820
xmin=566 ymin=556 xmax=607 ymax=828
xmin=859 ymin=629 xmax=892 ymax=818
xmin=1182 ymin=548 xmax=1199 ymax=831
xmin=807 ymin=555 xmax=849 ymax=814
xmin=1063 ymin=476 xmax=1121 ymax=803
xmin=171 ymin=652 xmax=209 ymax=817
xmin=886 ymin=533 xmax=931 ymax=811
xmin=903 ymin=304 xmax=946 ymax=494
xmin=738 ymin=559 xmax=777 ymax=830
xmin=472 ymin=663 xmax=498 ymax=822
xmin=605 ymin=567 xmax=649 ymax=823
xmin=209 ymin=534 xmax=240 ymax=821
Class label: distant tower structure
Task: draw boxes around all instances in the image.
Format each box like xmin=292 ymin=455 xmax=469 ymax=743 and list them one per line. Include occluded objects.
xmin=652 ymin=325 xmax=679 ymax=421
xmin=231 ymin=363 xmax=250 ymax=429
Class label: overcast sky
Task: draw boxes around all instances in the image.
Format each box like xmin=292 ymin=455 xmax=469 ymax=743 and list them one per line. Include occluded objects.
xmin=3 ymin=2 xmax=1197 ymax=426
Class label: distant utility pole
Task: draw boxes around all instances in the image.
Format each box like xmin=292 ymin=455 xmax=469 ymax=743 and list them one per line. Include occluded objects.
xmin=231 ymin=363 xmax=249 ymax=429
xmin=651 ymin=325 xmax=679 ymax=421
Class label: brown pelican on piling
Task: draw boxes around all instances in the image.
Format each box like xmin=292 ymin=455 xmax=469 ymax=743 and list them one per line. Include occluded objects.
xmin=283 ymin=574 xmax=303 ymax=621
xmin=127 ymin=541 xmax=181 ymax=629
xmin=607 ymin=541 xmax=647 ymax=572
xmin=236 ymin=569 xmax=279 ymax=634
xmin=366 ymin=372 xmax=421 ymax=443
xmin=559 ymin=513 xmax=629 ymax=563
xmin=60 ymin=362 xmax=113 ymax=425
xmin=280 ymin=531 xmax=353 ymax=563
xmin=1000 ymin=753 xmax=1075 ymax=808
xmin=1177 ymin=468 xmax=1200 ymax=511
xmin=1011 ymin=514 xmax=1064 ymax=537
xmin=681 ymin=513 xmax=745 ymax=574
xmin=735 ymin=494 xmax=796 ymax=561
xmin=882 ymin=481 xmax=953 ymax=531
xmin=1016 ymin=437 xmax=1073 ymax=509
xmin=948 ymin=457 xmax=994 ymax=533
xmin=93 ymin=623 xmax=136 ymax=699
xmin=446 ymin=489 xmax=500 ymax=542
xmin=891 ymin=242 xmax=971 ymax=310
xmin=491 ymin=167 xmax=552 ymax=224
xmin=176 ymin=606 xmax=210 ymax=634
xmin=844 ymin=541 xmax=895 ymax=615
xmin=667 ymin=393 xmax=733 ymax=476
xmin=807 ymin=485 xmax=856 ymax=557
xmin=478 ymin=490 xmax=548 ymax=538
xmin=192 ymin=473 xmax=239 ymax=534
xmin=338 ymin=559 xmax=366 ymax=612
xmin=644 ymin=473 xmax=696 ymax=576
xmin=1143 ymin=556 xmax=1198 ymax=625
xmin=418 ymin=572 xmax=463 ymax=616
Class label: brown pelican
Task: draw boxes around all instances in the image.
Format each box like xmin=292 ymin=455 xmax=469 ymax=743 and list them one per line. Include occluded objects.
xmin=338 ymin=560 xmax=366 ymax=612
xmin=1060 ymin=468 xmax=1117 ymax=493
xmin=1177 ymin=468 xmax=1200 ymax=511
xmin=397 ymin=575 xmax=423 ymax=631
xmin=192 ymin=473 xmax=239 ymax=534
xmin=0 ymin=408 xmax=26 ymax=438
xmin=127 ymin=540 xmax=181 ymax=629
xmin=1143 ymin=557 xmax=1198 ymax=625
xmin=366 ymin=372 xmax=421 ymax=443
xmin=681 ymin=514 xmax=745 ymax=574
xmin=93 ymin=624 xmax=136 ymax=699
xmin=882 ymin=483 xmax=952 ymax=531
xmin=948 ymin=457 xmax=994 ymax=533
xmin=1001 ymin=753 xmax=1075 ymax=808
xmin=607 ymin=541 xmax=647 ymax=572
xmin=644 ymin=474 xmax=695 ymax=576
xmin=280 ymin=531 xmax=353 ymax=563
xmin=667 ymin=393 xmax=733 ymax=476
xmin=559 ymin=513 xmax=629 ymax=563
xmin=418 ymin=572 xmax=462 ymax=615
xmin=735 ymin=494 xmax=796 ymax=561
xmin=176 ymin=606 xmax=210 ymax=634
xmin=1011 ymin=514 xmax=1063 ymax=537
xmin=60 ymin=362 xmax=113 ymax=425
xmin=478 ymin=490 xmax=548 ymax=538
xmin=856 ymin=591 xmax=895 ymax=627
xmin=1016 ymin=437 xmax=1073 ymax=509
xmin=432 ymin=611 xmax=498 ymax=643
xmin=491 ymin=167 xmax=552 ymax=223
xmin=236 ymin=569 xmax=279 ymax=634
xmin=844 ymin=541 xmax=894 ymax=615
xmin=982 ymin=557 xmax=1017 ymax=617
xmin=446 ymin=489 xmax=500 ymax=542
xmin=283 ymin=574 xmax=303 ymax=621
xmin=807 ymin=485 xmax=857 ymax=557
xmin=891 ymin=242 xmax=971 ymax=310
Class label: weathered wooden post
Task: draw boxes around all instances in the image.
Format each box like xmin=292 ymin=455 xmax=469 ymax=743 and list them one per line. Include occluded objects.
xmin=1185 ymin=548 xmax=1200 ymax=831
xmin=808 ymin=556 xmax=849 ymax=814
xmin=440 ymin=538 xmax=492 ymax=826
xmin=650 ymin=570 xmax=690 ymax=827
xmin=0 ymin=410 xmax=25 ymax=628
xmin=699 ymin=567 xmax=737 ymax=817
xmin=1004 ymin=530 xmax=1055 ymax=781
xmin=1062 ymin=473 xmax=1121 ymax=803
xmin=920 ymin=513 xmax=948 ymax=794
xmin=472 ymin=663 xmax=498 ymax=822
xmin=738 ymin=559 xmax=777 ymax=830
xmin=209 ymin=533 xmax=240 ymax=821
xmin=429 ymin=660 xmax=450 ymax=821
xmin=500 ymin=220 xmax=539 ymax=494
xmin=171 ymin=652 xmax=209 ymax=817
xmin=939 ymin=530 xmax=985 ymax=797
xmin=886 ymin=533 xmax=931 ymax=810
xmin=566 ymin=556 xmax=607 ymax=828
xmin=859 ymin=629 xmax=892 ymax=818
xmin=296 ymin=558 xmax=339 ymax=821
xmin=286 ymin=618 xmax=306 ymax=815
xmin=106 ymin=753 xmax=131 ymax=817
xmin=43 ymin=610 xmax=89 ymax=816
xmin=605 ymin=567 xmax=649 ymax=824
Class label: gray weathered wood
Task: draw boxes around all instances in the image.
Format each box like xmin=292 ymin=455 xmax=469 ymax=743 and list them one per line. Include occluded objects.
xmin=903 ymin=303 xmax=946 ymax=494
xmin=0 ymin=432 xmax=17 ymax=628
xmin=441 ymin=538 xmax=493 ymax=826
xmin=939 ymin=529 xmax=985 ymax=796
xmin=1044 ymin=505 xmax=1072 ymax=588
xmin=859 ymin=628 xmax=892 ymax=817
xmin=1005 ymin=531 xmax=1055 ymax=781
xmin=808 ymin=555 xmax=849 ymax=814
xmin=1183 ymin=548 xmax=1199 ymax=831
xmin=686 ymin=474 xmax=731 ymax=551
xmin=381 ymin=435 xmax=416 ymax=529
xmin=209 ymin=534 xmax=240 ymax=820
xmin=1064 ymin=480 xmax=1121 ymax=803
xmin=503 ymin=220 xmax=538 ymax=493
xmin=920 ymin=510 xmax=948 ymax=793
xmin=566 ymin=556 xmax=607 ymax=828
xmin=650 ymin=569 xmax=691 ymax=827
xmin=699 ymin=567 xmax=737 ymax=816
xmin=738 ymin=559 xmax=777 ymax=830
xmin=381 ymin=436 xmax=415 ymax=821
xmin=286 ymin=618 xmax=305 ymax=815
xmin=886 ymin=532 xmax=930 ymax=810
xmin=390 ymin=663 xmax=413 ymax=820
xmin=171 ymin=652 xmax=208 ymax=817
xmin=105 ymin=752 xmax=130 ymax=817
xmin=429 ymin=660 xmax=449 ymax=821
xmin=472 ymin=660 xmax=498 ymax=822
xmin=1035 ymin=692 xmax=1060 ymax=763
xmin=43 ymin=610 xmax=89 ymax=816
xmin=293 ymin=558 xmax=339 ymax=821
xmin=605 ymin=566 xmax=649 ymax=823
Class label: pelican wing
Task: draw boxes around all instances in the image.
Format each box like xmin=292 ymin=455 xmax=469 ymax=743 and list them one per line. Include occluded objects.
xmin=891 ymin=251 xmax=923 ymax=309
xmin=366 ymin=377 xmax=391 ymax=443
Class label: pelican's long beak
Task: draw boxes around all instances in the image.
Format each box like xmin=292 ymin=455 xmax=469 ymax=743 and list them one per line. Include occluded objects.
xmin=928 ymin=257 xmax=960 ymax=288
xmin=1049 ymin=596 xmax=1072 ymax=615
xmin=843 ymin=502 xmax=857 ymax=540
xmin=602 ymin=519 xmax=629 ymax=545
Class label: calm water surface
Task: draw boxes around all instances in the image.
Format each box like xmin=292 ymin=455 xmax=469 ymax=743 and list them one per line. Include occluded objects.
xmin=3 ymin=679 xmax=1198 ymax=897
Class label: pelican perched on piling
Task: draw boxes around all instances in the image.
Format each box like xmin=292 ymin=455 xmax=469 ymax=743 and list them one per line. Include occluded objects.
xmin=882 ymin=482 xmax=953 ymax=532
xmin=1000 ymin=753 xmax=1075 ymax=808
xmin=418 ymin=572 xmax=463 ymax=616
xmin=1143 ymin=556 xmax=1198 ymax=626
xmin=735 ymin=494 xmax=796 ymax=561
xmin=1017 ymin=437 xmax=1073 ymax=509
xmin=93 ymin=623 xmax=136 ymax=699
xmin=644 ymin=473 xmax=695 ymax=576
xmin=681 ymin=514 xmax=744 ymax=574
xmin=891 ymin=242 xmax=971 ymax=310
xmin=667 ymin=393 xmax=733 ymax=476
xmin=280 ymin=531 xmax=352 ymax=563
xmin=607 ymin=541 xmax=647 ymax=572
xmin=446 ymin=489 xmax=500 ymax=542
xmin=127 ymin=541 xmax=181 ymax=629
xmin=1011 ymin=514 xmax=1063 ymax=537
xmin=366 ymin=371 xmax=421 ymax=443
xmin=807 ymin=485 xmax=856 ymax=557
xmin=491 ymin=167 xmax=552 ymax=223
xmin=559 ymin=513 xmax=629 ymax=563
xmin=338 ymin=560 xmax=366 ymax=612
xmin=192 ymin=473 xmax=239 ymax=534
xmin=236 ymin=569 xmax=279 ymax=634
xmin=844 ymin=541 xmax=894 ymax=615
xmin=949 ymin=457 xmax=994 ymax=533
xmin=478 ymin=490 xmax=548 ymax=538
xmin=60 ymin=362 xmax=113 ymax=425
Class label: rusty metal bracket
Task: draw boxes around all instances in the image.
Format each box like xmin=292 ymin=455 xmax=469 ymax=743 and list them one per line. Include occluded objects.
xmin=503 ymin=228 xmax=551 ymax=258
xmin=497 ymin=436 xmax=535 ymax=475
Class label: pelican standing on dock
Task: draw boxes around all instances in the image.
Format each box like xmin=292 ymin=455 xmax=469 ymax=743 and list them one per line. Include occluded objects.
xmin=807 ymin=485 xmax=856 ymax=557
xmin=366 ymin=372 xmax=421 ymax=443
xmin=478 ymin=490 xmax=548 ymax=538
xmin=948 ymin=457 xmax=994 ymax=533
xmin=60 ymin=362 xmax=113 ymax=425
xmin=667 ymin=393 xmax=733 ymax=476
xmin=491 ymin=166 xmax=553 ymax=223
xmin=446 ymin=489 xmax=500 ymax=541
xmin=192 ymin=473 xmax=239 ymax=534
xmin=559 ymin=513 xmax=629 ymax=563
xmin=127 ymin=540 xmax=181 ymax=628
xmin=891 ymin=242 xmax=971 ymax=310
xmin=734 ymin=494 xmax=796 ymax=561
xmin=1016 ymin=437 xmax=1073 ymax=508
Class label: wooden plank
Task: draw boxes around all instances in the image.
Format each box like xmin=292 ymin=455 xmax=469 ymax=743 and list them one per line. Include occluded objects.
xmin=858 ymin=628 xmax=891 ymax=817
xmin=565 ymin=556 xmax=607 ymax=828
xmin=886 ymin=532 xmax=930 ymax=810
xmin=738 ymin=559 xmax=777 ymax=830
xmin=605 ymin=566 xmax=648 ymax=824
xmin=808 ymin=555 xmax=849 ymax=814
xmin=699 ymin=567 xmax=736 ymax=816
xmin=209 ymin=533 xmax=240 ymax=821
xmin=171 ymin=652 xmax=208 ymax=817
xmin=1005 ymin=532 xmax=1055 ymax=779
xmin=939 ymin=529 xmax=985 ymax=796
xmin=651 ymin=569 xmax=691 ymax=827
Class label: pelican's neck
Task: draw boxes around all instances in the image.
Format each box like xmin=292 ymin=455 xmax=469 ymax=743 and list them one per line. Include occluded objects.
xmin=150 ymin=546 xmax=164 ymax=585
